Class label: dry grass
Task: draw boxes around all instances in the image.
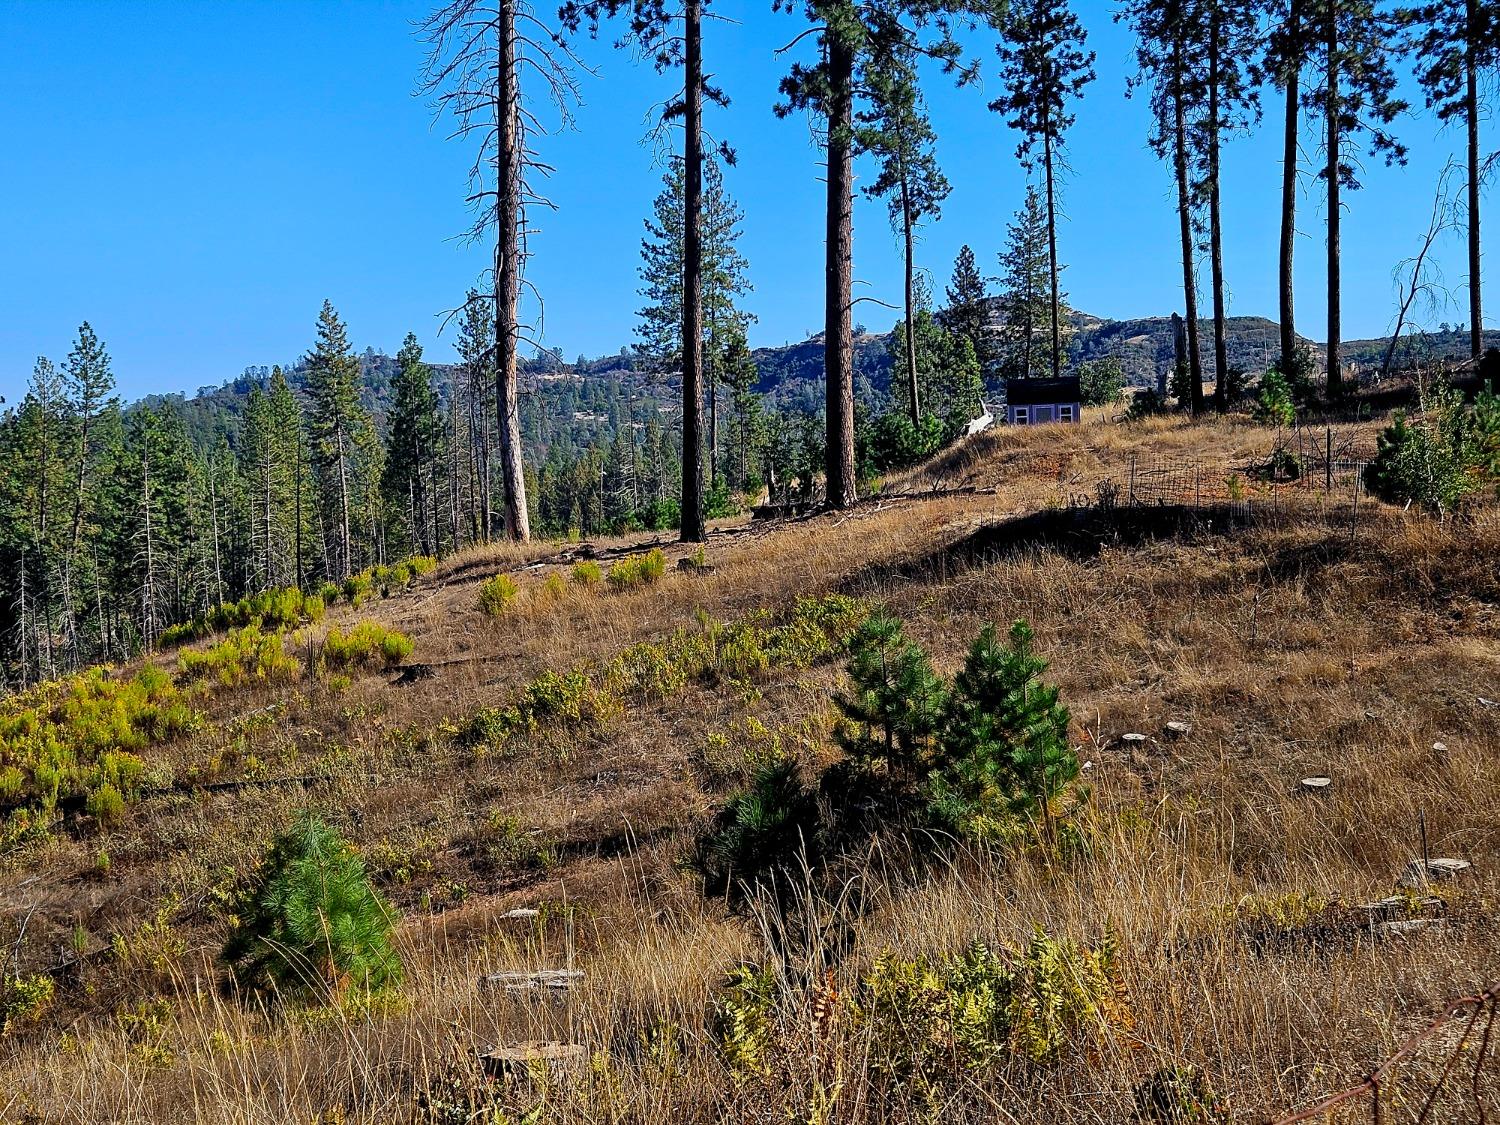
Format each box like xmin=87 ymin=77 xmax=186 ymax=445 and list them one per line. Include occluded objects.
xmin=1 ymin=416 xmax=1497 ymax=1123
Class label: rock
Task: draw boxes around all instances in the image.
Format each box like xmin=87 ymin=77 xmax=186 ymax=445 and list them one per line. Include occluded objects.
xmin=1397 ymin=857 xmax=1472 ymax=889
xmin=1299 ymin=776 xmax=1332 ymax=793
xmin=1478 ymin=697 xmax=1497 ymax=709
xmin=501 ymin=908 xmax=539 ymax=920
xmin=1164 ymin=721 xmax=1192 ymax=738
xmin=1358 ymin=895 xmax=1443 ymax=920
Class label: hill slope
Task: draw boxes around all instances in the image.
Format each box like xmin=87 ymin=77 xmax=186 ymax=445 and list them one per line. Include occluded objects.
xmin=2 ymin=409 xmax=1497 ymax=1122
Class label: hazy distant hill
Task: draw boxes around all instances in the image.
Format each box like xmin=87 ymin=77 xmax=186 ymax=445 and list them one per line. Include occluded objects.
xmin=155 ymin=313 xmax=1494 ymax=456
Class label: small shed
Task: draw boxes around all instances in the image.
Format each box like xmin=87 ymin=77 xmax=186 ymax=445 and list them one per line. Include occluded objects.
xmin=1004 ymin=376 xmax=1082 ymax=426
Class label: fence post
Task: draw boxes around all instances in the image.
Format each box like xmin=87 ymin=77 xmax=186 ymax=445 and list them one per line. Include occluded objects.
xmin=1326 ymin=426 xmax=1333 ymax=494
xmin=1129 ymin=455 xmax=1138 ymax=505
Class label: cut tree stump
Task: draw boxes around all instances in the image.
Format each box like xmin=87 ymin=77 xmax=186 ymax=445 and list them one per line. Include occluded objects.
xmin=1164 ymin=721 xmax=1192 ymax=738
xmin=481 ymin=969 xmax=583 ymax=993
xmin=1397 ymin=858 xmax=1472 ymax=889
xmin=477 ymin=1041 xmax=586 ymax=1082
xmin=500 ymin=908 xmax=539 ymax=920
xmin=1299 ymin=776 xmax=1332 ymax=793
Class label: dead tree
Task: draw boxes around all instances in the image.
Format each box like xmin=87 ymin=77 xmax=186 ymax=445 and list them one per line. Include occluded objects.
xmin=419 ymin=0 xmax=584 ymax=542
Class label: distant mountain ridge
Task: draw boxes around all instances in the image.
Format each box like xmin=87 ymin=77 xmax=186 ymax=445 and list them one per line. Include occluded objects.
xmin=157 ymin=311 xmax=1494 ymax=455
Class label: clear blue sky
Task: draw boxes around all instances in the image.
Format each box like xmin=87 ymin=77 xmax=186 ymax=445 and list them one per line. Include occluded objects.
xmin=0 ymin=0 xmax=1490 ymax=402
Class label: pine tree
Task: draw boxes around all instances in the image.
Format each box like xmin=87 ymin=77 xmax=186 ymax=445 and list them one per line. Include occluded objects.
xmin=223 ymin=816 xmax=401 ymax=999
xmin=777 ymin=0 xmax=982 ymax=509
xmin=303 ymin=301 xmax=373 ymax=579
xmin=858 ymin=25 xmax=951 ymax=425
xmin=1404 ymin=0 xmax=1498 ymax=361
xmin=1304 ymin=0 xmax=1408 ymax=392
xmin=1120 ymin=0 xmax=1207 ymax=413
xmin=994 ymin=185 xmax=1057 ymax=385
xmin=991 ymin=0 xmax=1096 ymax=384
xmin=938 ymin=619 xmax=1079 ymax=843
xmin=722 ymin=327 xmax=764 ymax=491
xmin=383 ymin=333 xmax=441 ymax=559
xmin=1268 ymin=0 xmax=1310 ymax=378
xmin=940 ymin=245 xmax=995 ymax=384
xmin=834 ymin=610 xmax=948 ymax=784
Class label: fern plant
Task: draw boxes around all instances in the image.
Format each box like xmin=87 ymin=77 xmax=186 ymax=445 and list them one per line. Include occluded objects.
xmin=222 ymin=815 xmax=401 ymax=1000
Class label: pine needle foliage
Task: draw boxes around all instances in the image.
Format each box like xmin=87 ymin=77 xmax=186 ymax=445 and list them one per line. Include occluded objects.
xmin=223 ymin=815 xmax=401 ymax=1000
xmin=931 ymin=620 xmax=1080 ymax=843
xmin=834 ymin=611 xmax=947 ymax=783
xmin=697 ymin=757 xmax=818 ymax=898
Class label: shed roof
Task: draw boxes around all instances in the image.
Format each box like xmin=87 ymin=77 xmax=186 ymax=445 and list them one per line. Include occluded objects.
xmin=1005 ymin=376 xmax=1081 ymax=406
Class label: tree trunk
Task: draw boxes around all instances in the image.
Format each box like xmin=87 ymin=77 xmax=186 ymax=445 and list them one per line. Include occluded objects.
xmin=1043 ymin=129 xmax=1063 ymax=382
xmin=900 ymin=149 xmax=920 ymax=424
xmin=1325 ymin=5 xmax=1342 ymax=395
xmin=1465 ymin=0 xmax=1482 ymax=361
xmin=335 ymin=421 xmax=352 ymax=579
xmin=1208 ymin=9 xmax=1229 ymax=411
xmin=1279 ymin=0 xmax=1301 ymax=376
xmin=824 ymin=31 xmax=857 ymax=509
xmin=1172 ymin=42 xmax=1205 ymax=413
xmin=680 ymin=0 xmax=706 ymax=543
xmin=496 ymin=0 xmax=532 ymax=541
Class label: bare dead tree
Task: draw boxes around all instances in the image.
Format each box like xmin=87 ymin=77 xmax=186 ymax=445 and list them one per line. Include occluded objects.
xmin=418 ymin=0 xmax=585 ymax=542
xmin=1381 ymin=159 xmax=1461 ymax=378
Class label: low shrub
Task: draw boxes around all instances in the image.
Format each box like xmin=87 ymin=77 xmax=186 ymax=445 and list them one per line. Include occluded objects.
xmin=1365 ymin=385 xmax=1499 ymax=514
xmin=607 ymin=548 xmax=667 ymax=590
xmin=178 ymin=625 xmax=300 ymax=687
xmin=222 ymin=816 xmax=401 ymax=1000
xmin=86 ymin=783 xmax=127 ymax=826
xmin=571 ymin=560 xmax=602 ymax=586
xmin=860 ymin=928 xmax=1128 ymax=1078
xmin=0 ymin=973 xmax=55 ymax=1034
xmin=1253 ymin=370 xmax=1296 ymax=427
xmin=477 ymin=573 xmax=519 ymax=616
xmin=321 ymin=623 xmax=413 ymax=671
xmin=697 ymin=757 xmax=818 ymax=898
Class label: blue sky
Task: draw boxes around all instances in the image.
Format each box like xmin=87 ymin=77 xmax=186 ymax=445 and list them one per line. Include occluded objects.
xmin=0 ymin=0 xmax=1490 ymax=402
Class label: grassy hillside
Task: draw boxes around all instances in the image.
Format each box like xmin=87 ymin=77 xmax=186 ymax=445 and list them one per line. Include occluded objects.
xmin=1 ymin=407 xmax=1496 ymax=1123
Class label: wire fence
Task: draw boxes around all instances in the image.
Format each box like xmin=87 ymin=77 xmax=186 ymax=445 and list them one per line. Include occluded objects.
xmin=1074 ymin=424 xmax=1383 ymax=529
xmin=1269 ymin=981 xmax=1499 ymax=1124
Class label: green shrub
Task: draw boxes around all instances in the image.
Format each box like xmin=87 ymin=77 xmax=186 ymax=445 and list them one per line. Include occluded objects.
xmin=1364 ymin=386 xmax=1499 ymax=514
xmin=303 ymin=595 xmax=325 ymax=624
xmin=317 ymin=582 xmax=342 ymax=606
xmin=607 ymin=548 xmax=667 ymax=590
xmin=714 ymin=964 xmax=777 ymax=1082
xmin=864 ymin=410 xmax=945 ymax=473
xmin=408 ymin=555 xmax=437 ymax=577
xmin=1078 ymin=357 xmax=1125 ymax=406
xmin=342 ymin=573 xmax=373 ymax=607
xmin=0 ymin=973 xmax=55 ymax=1034
xmin=1254 ymin=370 xmax=1296 ymax=427
xmin=178 ymin=625 xmax=300 ymax=687
xmin=861 ymin=928 xmax=1127 ymax=1078
xmin=1125 ymin=387 xmax=1170 ymax=421
xmin=86 ymin=783 xmax=126 ymax=825
xmin=321 ymin=623 xmax=413 ymax=671
xmin=477 ymin=573 xmax=519 ymax=616
xmin=571 ymin=560 xmax=602 ymax=586
xmin=697 ymin=758 xmax=818 ymax=898
xmin=222 ymin=816 xmax=401 ymax=1000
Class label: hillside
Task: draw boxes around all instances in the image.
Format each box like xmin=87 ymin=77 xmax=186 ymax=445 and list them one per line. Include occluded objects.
xmin=158 ymin=315 xmax=1499 ymax=457
xmin=1 ymin=404 xmax=1496 ymax=1122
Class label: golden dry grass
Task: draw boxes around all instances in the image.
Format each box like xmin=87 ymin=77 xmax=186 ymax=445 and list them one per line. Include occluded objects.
xmin=1 ymin=415 xmax=1497 ymax=1123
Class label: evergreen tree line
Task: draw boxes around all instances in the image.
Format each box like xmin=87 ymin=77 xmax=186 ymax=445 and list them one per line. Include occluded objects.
xmin=421 ymin=0 xmax=1494 ymax=536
